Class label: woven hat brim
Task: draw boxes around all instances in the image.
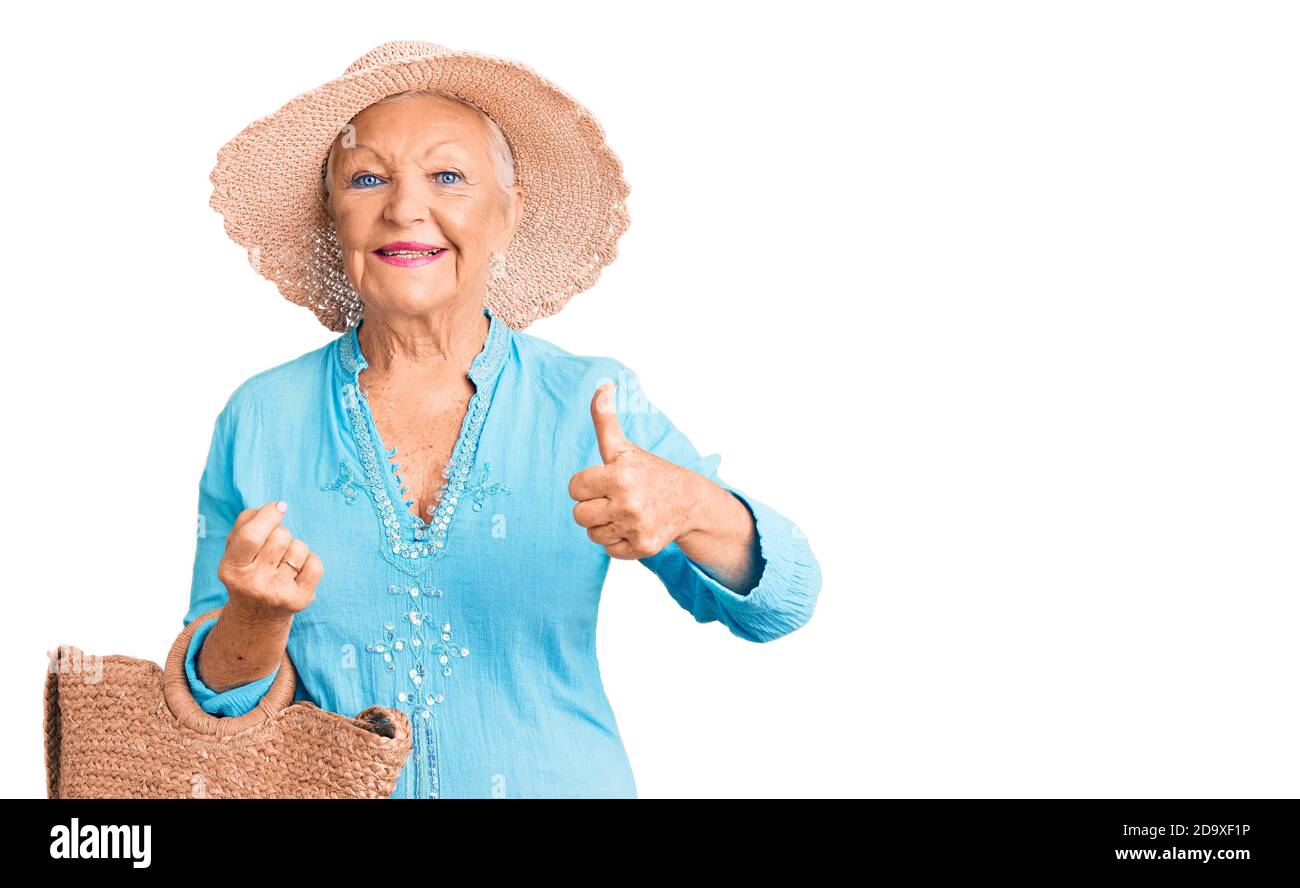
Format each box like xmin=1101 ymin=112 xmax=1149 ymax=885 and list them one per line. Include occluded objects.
xmin=209 ymin=50 xmax=631 ymax=332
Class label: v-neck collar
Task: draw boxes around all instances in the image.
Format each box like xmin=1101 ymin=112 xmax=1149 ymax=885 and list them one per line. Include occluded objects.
xmin=332 ymin=303 xmax=513 ymax=576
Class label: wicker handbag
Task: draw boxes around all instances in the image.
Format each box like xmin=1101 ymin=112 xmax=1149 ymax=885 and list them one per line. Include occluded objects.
xmin=44 ymin=607 xmax=412 ymax=798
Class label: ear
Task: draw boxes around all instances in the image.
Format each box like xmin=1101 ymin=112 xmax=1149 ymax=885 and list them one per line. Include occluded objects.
xmin=501 ymin=184 xmax=526 ymax=244
xmin=321 ymin=146 xmax=338 ymax=221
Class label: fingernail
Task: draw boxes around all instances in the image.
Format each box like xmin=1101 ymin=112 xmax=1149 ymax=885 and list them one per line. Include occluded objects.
xmin=277 ymin=501 xmax=287 ymax=513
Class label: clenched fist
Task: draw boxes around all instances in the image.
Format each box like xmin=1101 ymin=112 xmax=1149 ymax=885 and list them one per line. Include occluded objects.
xmin=568 ymin=383 xmax=707 ymax=560
xmin=218 ymin=500 xmax=324 ymax=616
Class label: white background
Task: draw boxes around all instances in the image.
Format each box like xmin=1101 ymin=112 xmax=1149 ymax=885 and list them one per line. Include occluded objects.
xmin=3 ymin=1 xmax=1296 ymax=798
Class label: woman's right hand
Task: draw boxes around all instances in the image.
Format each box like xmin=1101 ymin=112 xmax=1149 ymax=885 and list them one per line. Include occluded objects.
xmin=218 ymin=500 xmax=324 ymax=617
xmin=198 ymin=501 xmax=323 ymax=694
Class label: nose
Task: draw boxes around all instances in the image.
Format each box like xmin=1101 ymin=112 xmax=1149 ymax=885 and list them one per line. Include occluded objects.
xmin=382 ymin=174 xmax=435 ymax=227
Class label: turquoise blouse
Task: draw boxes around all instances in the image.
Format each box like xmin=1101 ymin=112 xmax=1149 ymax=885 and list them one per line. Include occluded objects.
xmin=182 ymin=303 xmax=821 ymax=798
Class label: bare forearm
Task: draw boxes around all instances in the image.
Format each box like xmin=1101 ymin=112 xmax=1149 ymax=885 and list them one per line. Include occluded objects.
xmin=675 ymin=477 xmax=763 ymax=594
xmin=196 ymin=600 xmax=293 ymax=692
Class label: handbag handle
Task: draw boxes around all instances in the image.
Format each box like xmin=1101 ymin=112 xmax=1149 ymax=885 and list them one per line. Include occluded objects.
xmin=162 ymin=607 xmax=298 ymax=737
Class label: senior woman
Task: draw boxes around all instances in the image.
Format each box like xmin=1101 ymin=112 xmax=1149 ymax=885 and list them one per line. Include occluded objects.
xmin=187 ymin=41 xmax=821 ymax=798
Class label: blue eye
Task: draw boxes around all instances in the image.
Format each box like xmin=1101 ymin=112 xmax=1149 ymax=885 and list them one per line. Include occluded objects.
xmin=347 ymin=170 xmax=462 ymax=188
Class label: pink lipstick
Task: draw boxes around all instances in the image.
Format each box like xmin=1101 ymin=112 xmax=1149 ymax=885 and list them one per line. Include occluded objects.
xmin=372 ymin=241 xmax=449 ymax=268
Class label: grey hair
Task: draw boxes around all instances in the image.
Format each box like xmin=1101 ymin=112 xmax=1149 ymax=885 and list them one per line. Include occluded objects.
xmin=322 ymin=88 xmax=516 ymax=198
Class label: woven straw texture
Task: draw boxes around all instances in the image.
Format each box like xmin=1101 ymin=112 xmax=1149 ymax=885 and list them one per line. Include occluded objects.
xmin=209 ymin=39 xmax=631 ymax=332
xmin=44 ymin=608 xmax=411 ymax=798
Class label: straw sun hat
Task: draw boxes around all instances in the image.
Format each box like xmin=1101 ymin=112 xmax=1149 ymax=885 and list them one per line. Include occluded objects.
xmin=208 ymin=40 xmax=631 ymax=332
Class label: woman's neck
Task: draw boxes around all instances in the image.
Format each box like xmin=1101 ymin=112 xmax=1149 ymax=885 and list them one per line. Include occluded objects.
xmin=356 ymin=299 xmax=488 ymax=386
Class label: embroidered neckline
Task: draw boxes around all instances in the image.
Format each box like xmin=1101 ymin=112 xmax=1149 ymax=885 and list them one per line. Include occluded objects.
xmin=335 ymin=305 xmax=511 ymax=575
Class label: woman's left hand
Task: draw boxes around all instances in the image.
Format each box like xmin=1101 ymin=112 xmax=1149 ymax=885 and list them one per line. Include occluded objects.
xmin=568 ymin=383 xmax=705 ymax=560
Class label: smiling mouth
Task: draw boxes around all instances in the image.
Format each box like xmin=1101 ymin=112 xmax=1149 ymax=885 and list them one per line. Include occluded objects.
xmin=375 ymin=248 xmax=445 ymax=257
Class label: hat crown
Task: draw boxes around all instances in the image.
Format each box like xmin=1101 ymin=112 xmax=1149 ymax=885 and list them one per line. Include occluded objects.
xmin=344 ymin=40 xmax=451 ymax=76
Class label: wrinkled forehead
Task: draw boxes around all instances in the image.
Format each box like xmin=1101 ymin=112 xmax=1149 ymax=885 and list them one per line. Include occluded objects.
xmin=328 ymin=96 xmax=494 ymax=169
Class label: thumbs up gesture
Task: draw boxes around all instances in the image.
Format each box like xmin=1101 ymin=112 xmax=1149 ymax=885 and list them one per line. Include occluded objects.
xmin=569 ymin=382 xmax=705 ymax=560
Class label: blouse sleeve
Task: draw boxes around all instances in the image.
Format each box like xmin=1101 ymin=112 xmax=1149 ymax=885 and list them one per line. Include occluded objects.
xmin=602 ymin=363 xmax=822 ymax=643
xmin=183 ymin=399 xmax=280 ymax=716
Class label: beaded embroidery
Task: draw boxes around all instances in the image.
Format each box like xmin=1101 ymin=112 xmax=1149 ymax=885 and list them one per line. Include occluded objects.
xmin=320 ymin=458 xmax=361 ymax=505
xmin=342 ymin=307 xmax=506 ymax=796
xmin=364 ymin=610 xmax=467 ymax=704
xmin=365 ymin=582 xmax=466 ymax=798
xmin=466 ymin=462 xmax=512 ymax=512
xmin=337 ymin=307 xmax=511 ymax=576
